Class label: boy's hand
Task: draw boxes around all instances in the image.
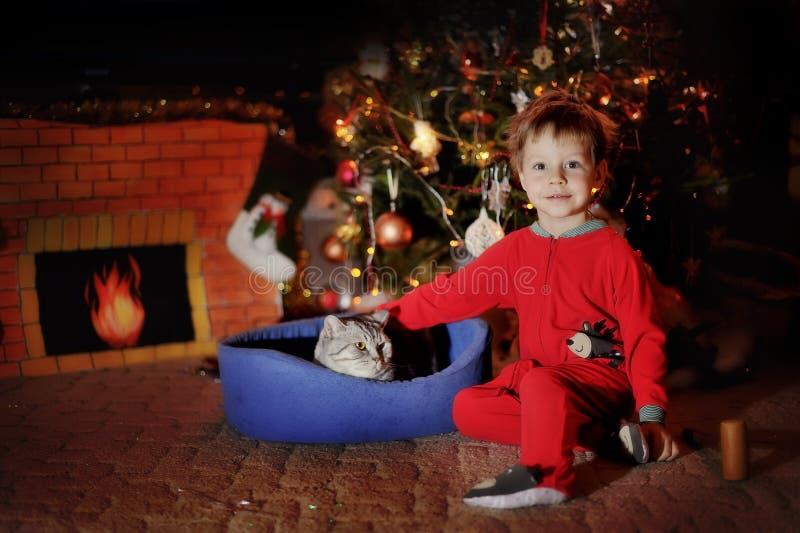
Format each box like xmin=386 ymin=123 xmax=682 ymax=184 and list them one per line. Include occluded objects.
xmin=641 ymin=422 xmax=680 ymax=461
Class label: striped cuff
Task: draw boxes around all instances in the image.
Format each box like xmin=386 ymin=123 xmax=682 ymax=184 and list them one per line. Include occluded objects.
xmin=638 ymin=405 xmax=666 ymax=424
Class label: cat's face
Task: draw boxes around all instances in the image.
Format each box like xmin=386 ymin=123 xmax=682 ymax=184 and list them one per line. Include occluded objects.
xmin=313 ymin=310 xmax=394 ymax=380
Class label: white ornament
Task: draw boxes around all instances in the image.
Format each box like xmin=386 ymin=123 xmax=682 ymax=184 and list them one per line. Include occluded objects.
xmin=409 ymin=120 xmax=442 ymax=159
xmin=511 ymin=89 xmax=531 ymax=113
xmin=487 ymin=175 xmax=512 ymax=214
xmin=357 ymin=41 xmax=390 ymax=80
xmin=464 ymin=207 xmax=505 ymax=258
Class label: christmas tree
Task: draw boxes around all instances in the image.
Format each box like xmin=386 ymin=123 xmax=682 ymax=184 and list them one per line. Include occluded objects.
xmin=292 ymin=0 xmax=749 ymax=313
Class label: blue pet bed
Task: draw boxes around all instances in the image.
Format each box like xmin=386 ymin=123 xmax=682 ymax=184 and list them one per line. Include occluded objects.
xmin=217 ymin=315 xmax=491 ymax=443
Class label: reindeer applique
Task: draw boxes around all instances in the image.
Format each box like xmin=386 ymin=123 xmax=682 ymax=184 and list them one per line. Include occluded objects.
xmin=565 ymin=319 xmax=624 ymax=368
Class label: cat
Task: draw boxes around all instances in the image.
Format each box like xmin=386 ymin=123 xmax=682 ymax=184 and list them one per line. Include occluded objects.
xmin=314 ymin=309 xmax=394 ymax=380
xmin=313 ymin=309 xmax=447 ymax=381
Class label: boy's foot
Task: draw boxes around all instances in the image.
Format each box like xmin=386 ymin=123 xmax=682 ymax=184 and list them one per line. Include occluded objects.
xmin=618 ymin=422 xmax=649 ymax=463
xmin=462 ymin=464 xmax=567 ymax=509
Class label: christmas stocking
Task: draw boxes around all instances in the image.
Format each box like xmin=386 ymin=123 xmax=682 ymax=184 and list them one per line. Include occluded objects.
xmin=226 ymin=193 xmax=296 ymax=284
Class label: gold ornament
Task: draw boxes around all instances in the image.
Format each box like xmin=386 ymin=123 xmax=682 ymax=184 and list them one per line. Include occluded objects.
xmin=400 ymin=41 xmax=426 ymax=73
xmin=335 ymin=222 xmax=362 ymax=242
xmin=533 ymin=45 xmax=554 ymax=70
xmin=321 ymin=234 xmax=347 ymax=263
xmin=375 ymin=212 xmax=413 ymax=251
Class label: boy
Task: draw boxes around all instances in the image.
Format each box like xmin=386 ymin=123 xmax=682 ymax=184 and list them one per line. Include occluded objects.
xmin=379 ymin=89 xmax=679 ymax=509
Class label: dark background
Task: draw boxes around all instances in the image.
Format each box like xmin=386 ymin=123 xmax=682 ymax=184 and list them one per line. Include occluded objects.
xmin=2 ymin=1 xmax=798 ymax=253
xmin=3 ymin=1 xmax=793 ymax=145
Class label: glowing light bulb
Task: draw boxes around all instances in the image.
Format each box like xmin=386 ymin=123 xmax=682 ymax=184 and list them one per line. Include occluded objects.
xmin=410 ymin=120 xmax=441 ymax=158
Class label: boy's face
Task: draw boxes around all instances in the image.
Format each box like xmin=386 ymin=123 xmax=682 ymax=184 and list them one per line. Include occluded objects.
xmin=518 ymin=124 xmax=606 ymax=235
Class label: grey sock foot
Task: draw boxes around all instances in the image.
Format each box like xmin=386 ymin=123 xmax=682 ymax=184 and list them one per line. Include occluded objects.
xmin=619 ymin=422 xmax=649 ymax=463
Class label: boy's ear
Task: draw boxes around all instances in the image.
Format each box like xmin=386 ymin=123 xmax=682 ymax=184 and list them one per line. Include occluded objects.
xmin=594 ymin=160 xmax=609 ymax=185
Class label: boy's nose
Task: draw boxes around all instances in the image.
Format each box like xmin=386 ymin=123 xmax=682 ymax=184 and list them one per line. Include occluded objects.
xmin=548 ymin=171 xmax=566 ymax=184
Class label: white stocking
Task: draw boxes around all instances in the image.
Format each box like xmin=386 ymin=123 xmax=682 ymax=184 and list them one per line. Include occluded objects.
xmin=226 ymin=194 xmax=296 ymax=284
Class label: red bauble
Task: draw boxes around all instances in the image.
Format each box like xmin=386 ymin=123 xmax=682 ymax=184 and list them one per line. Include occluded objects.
xmin=375 ymin=212 xmax=413 ymax=251
xmin=318 ymin=289 xmax=339 ymax=311
xmin=321 ymin=234 xmax=347 ymax=263
xmin=335 ymin=159 xmax=360 ymax=188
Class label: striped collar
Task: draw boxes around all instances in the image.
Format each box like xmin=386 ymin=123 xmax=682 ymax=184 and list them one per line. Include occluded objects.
xmin=530 ymin=219 xmax=607 ymax=238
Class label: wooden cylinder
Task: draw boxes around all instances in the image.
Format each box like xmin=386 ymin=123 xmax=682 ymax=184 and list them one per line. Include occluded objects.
xmin=720 ymin=419 xmax=748 ymax=481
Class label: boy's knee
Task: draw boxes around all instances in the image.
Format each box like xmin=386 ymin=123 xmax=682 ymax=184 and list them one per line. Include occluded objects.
xmin=452 ymin=389 xmax=473 ymax=426
xmin=520 ymin=368 xmax=568 ymax=401
xmin=452 ymin=388 xmax=488 ymax=436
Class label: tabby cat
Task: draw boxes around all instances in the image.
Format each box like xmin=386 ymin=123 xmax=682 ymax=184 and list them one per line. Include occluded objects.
xmin=313 ymin=309 xmax=394 ymax=380
xmin=313 ymin=309 xmax=445 ymax=381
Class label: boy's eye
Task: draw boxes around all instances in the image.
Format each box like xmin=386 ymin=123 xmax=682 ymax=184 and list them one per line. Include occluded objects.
xmin=532 ymin=163 xmax=546 ymax=171
xmin=355 ymin=341 xmax=366 ymax=350
xmin=565 ymin=161 xmax=581 ymax=169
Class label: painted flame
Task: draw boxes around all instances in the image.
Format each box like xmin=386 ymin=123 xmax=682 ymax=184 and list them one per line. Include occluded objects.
xmin=84 ymin=254 xmax=145 ymax=348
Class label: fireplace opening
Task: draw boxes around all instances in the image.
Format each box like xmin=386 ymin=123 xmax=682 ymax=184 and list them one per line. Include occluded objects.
xmin=35 ymin=245 xmax=195 ymax=356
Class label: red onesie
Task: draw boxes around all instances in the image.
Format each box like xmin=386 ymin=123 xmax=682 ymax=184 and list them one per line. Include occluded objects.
xmin=379 ymin=220 xmax=668 ymax=497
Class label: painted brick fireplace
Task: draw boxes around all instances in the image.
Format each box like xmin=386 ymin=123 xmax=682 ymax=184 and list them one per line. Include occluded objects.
xmin=0 ymin=118 xmax=285 ymax=378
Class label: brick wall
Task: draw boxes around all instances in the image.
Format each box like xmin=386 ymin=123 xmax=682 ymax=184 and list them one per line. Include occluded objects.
xmin=0 ymin=118 xmax=285 ymax=378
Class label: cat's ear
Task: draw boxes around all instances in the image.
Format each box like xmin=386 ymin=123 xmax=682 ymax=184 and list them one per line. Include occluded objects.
xmin=323 ymin=314 xmax=345 ymax=334
xmin=371 ymin=308 xmax=390 ymax=326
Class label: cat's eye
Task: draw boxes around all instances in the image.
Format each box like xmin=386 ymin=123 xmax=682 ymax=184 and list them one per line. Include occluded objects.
xmin=354 ymin=341 xmax=366 ymax=350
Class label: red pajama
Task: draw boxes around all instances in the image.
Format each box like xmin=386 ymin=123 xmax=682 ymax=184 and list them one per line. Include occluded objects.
xmin=452 ymin=358 xmax=633 ymax=496
xmin=379 ymin=222 xmax=668 ymax=497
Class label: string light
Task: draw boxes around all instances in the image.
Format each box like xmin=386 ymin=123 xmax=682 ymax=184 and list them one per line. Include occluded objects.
xmin=1 ymin=97 xmax=289 ymax=128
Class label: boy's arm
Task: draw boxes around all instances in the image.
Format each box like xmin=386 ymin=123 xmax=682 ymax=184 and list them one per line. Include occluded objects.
xmin=609 ymin=237 xmax=669 ymax=422
xmin=378 ymin=237 xmax=516 ymax=330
